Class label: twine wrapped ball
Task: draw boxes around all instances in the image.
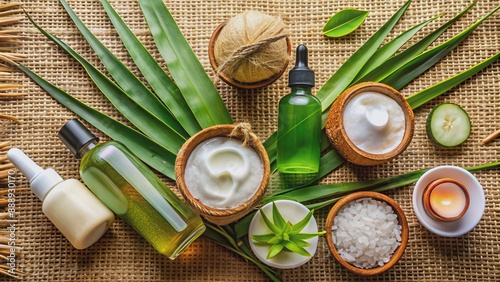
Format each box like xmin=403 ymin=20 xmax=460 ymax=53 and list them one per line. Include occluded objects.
xmin=210 ymin=11 xmax=290 ymax=88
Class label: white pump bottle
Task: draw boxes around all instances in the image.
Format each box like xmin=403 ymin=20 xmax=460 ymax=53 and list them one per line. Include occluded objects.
xmin=8 ymin=148 xmax=115 ymax=249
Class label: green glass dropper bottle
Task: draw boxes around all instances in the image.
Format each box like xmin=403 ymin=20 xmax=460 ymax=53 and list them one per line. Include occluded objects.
xmin=277 ymin=44 xmax=321 ymax=173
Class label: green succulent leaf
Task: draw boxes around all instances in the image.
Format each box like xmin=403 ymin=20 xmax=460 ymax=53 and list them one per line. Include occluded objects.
xmin=272 ymin=202 xmax=287 ymax=230
xmin=267 ymin=243 xmax=285 ymax=259
xmin=250 ymin=233 xmax=275 ymax=244
xmin=284 ymin=241 xmax=311 ymax=257
xmin=290 ymin=210 xmax=314 ymax=234
xmin=289 ymin=238 xmax=312 ymax=248
xmin=293 ymin=232 xmax=327 ymax=240
xmin=322 ymin=9 xmax=369 ymax=38
xmin=259 ymin=208 xmax=281 ymax=234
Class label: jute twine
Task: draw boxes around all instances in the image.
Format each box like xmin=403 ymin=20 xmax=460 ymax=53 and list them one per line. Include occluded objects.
xmin=213 ymin=11 xmax=289 ymax=84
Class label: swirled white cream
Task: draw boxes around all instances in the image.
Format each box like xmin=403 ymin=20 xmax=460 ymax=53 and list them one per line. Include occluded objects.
xmin=343 ymin=92 xmax=405 ymax=154
xmin=184 ymin=137 xmax=264 ymax=209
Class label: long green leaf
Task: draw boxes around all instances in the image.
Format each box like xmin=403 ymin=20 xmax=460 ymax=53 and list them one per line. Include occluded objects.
xmin=407 ymin=52 xmax=500 ymax=109
xmin=59 ymin=0 xmax=188 ymax=138
xmin=99 ymin=0 xmax=202 ymax=136
xmin=382 ymin=5 xmax=499 ymax=89
xmin=264 ymin=0 xmax=412 ymax=164
xmin=355 ymin=14 xmax=441 ymax=80
xmin=19 ymin=65 xmax=177 ymax=179
xmin=316 ymin=0 xmax=412 ymax=111
xmin=138 ymin=0 xmax=233 ymax=128
xmin=26 ymin=13 xmax=186 ymax=154
xmin=356 ymin=1 xmax=477 ymax=84
xmin=322 ymin=9 xmax=369 ymax=38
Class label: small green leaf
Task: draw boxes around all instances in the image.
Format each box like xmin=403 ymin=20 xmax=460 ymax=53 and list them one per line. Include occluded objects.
xmin=259 ymin=209 xmax=281 ymax=234
xmin=272 ymin=202 xmax=287 ymax=230
xmin=293 ymin=232 xmax=326 ymax=240
xmin=267 ymin=243 xmax=285 ymax=259
xmin=250 ymin=234 xmax=275 ymax=244
xmin=322 ymin=9 xmax=369 ymax=38
xmin=284 ymin=241 xmax=311 ymax=257
xmin=290 ymin=210 xmax=313 ymax=234
xmin=289 ymin=238 xmax=312 ymax=248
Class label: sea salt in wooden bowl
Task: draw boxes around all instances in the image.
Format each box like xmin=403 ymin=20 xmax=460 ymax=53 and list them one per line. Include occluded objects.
xmin=325 ymin=191 xmax=409 ymax=276
xmin=326 ymin=82 xmax=414 ymax=166
xmin=175 ymin=124 xmax=270 ymax=225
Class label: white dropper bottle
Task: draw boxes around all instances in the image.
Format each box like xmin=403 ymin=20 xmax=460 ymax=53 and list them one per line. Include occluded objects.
xmin=8 ymin=148 xmax=115 ymax=249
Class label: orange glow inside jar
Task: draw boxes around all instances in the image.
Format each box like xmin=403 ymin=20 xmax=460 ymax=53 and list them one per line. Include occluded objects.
xmin=423 ymin=178 xmax=470 ymax=221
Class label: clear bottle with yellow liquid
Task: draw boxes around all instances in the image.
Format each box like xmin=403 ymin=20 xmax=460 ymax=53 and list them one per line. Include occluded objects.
xmin=58 ymin=119 xmax=205 ymax=259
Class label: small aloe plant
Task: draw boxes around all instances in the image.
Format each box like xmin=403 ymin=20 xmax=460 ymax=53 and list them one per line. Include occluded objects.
xmin=251 ymin=202 xmax=326 ymax=259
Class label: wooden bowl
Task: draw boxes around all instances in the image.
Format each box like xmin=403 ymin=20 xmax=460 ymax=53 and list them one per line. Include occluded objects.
xmin=325 ymin=191 xmax=409 ymax=276
xmin=208 ymin=21 xmax=291 ymax=89
xmin=326 ymin=82 xmax=414 ymax=166
xmin=175 ymin=124 xmax=270 ymax=225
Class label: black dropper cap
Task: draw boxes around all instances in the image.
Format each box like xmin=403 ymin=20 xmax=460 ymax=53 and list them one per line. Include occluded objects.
xmin=288 ymin=44 xmax=315 ymax=88
xmin=58 ymin=119 xmax=99 ymax=159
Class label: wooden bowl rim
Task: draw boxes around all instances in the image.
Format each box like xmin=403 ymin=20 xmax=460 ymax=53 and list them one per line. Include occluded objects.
xmin=175 ymin=124 xmax=270 ymax=218
xmin=330 ymin=82 xmax=414 ymax=163
xmin=208 ymin=21 xmax=292 ymax=89
xmin=325 ymin=191 xmax=409 ymax=276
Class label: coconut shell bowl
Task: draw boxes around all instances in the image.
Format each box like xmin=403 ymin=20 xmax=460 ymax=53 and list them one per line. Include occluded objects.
xmin=326 ymin=82 xmax=414 ymax=166
xmin=325 ymin=191 xmax=409 ymax=276
xmin=208 ymin=20 xmax=292 ymax=89
xmin=175 ymin=124 xmax=270 ymax=225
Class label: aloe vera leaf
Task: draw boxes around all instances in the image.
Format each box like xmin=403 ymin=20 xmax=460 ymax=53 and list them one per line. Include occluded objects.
xmin=382 ymin=5 xmax=499 ymax=89
xmin=354 ymin=14 xmax=441 ymax=81
xmin=99 ymin=0 xmax=202 ymax=136
xmin=272 ymin=202 xmax=287 ymax=230
xmin=59 ymin=0 xmax=189 ymax=138
xmin=264 ymin=0 xmax=412 ymax=163
xmin=19 ymin=65 xmax=177 ymax=179
xmin=407 ymin=52 xmax=500 ymax=109
xmin=322 ymin=9 xmax=369 ymax=38
xmin=316 ymin=0 xmax=412 ymax=111
xmin=356 ymin=1 xmax=477 ymax=85
xmin=26 ymin=13 xmax=185 ymax=154
xmin=138 ymin=0 xmax=233 ymax=128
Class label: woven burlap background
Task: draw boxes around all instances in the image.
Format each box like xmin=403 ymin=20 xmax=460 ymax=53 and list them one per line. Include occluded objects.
xmin=0 ymin=0 xmax=498 ymax=281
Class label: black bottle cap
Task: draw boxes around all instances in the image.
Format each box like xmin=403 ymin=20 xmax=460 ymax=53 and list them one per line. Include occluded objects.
xmin=58 ymin=119 xmax=99 ymax=159
xmin=288 ymin=44 xmax=315 ymax=88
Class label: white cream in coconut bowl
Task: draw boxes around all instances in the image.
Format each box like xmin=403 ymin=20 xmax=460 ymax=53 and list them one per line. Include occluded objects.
xmin=343 ymin=91 xmax=405 ymax=154
xmin=184 ymin=137 xmax=264 ymax=209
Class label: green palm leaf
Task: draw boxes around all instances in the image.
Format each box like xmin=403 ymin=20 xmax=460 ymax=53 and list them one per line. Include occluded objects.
xmin=19 ymin=65 xmax=177 ymax=179
xmin=59 ymin=0 xmax=188 ymax=138
xmin=26 ymin=13 xmax=186 ymax=154
xmin=99 ymin=0 xmax=202 ymax=136
xmin=138 ymin=0 xmax=233 ymax=128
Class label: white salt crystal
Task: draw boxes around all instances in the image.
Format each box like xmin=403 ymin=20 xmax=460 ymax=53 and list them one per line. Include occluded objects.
xmin=331 ymin=197 xmax=402 ymax=269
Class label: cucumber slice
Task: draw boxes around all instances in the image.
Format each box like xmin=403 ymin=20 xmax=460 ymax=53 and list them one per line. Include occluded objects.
xmin=426 ymin=103 xmax=471 ymax=147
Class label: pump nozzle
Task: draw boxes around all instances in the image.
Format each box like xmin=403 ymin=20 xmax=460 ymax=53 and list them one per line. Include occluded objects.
xmin=288 ymin=44 xmax=315 ymax=87
xmin=8 ymin=148 xmax=63 ymax=201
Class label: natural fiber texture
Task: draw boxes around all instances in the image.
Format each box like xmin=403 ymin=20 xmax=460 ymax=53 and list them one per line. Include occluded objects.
xmin=2 ymin=0 xmax=499 ymax=281
xmin=213 ymin=11 xmax=289 ymax=84
xmin=175 ymin=124 xmax=270 ymax=225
